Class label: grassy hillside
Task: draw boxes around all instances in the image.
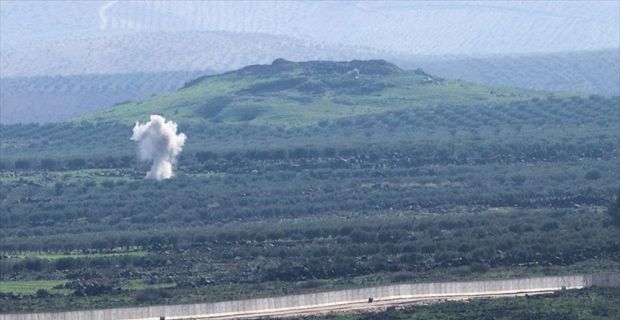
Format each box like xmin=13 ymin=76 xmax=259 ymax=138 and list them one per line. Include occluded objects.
xmin=81 ymin=59 xmax=548 ymax=127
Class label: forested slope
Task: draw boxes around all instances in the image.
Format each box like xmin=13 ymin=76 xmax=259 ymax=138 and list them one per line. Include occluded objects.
xmin=0 ymin=60 xmax=618 ymax=313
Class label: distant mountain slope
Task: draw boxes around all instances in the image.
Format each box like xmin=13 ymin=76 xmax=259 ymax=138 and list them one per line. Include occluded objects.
xmin=105 ymin=1 xmax=618 ymax=55
xmin=0 ymin=71 xmax=209 ymax=124
xmin=3 ymin=1 xmax=618 ymax=55
xmin=82 ymin=59 xmax=549 ymax=127
xmin=407 ymin=49 xmax=620 ymax=96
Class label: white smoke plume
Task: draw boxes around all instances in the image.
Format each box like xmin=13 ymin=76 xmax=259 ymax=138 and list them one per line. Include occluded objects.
xmin=131 ymin=115 xmax=187 ymax=181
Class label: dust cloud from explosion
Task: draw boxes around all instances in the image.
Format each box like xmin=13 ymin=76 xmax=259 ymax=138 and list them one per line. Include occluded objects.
xmin=131 ymin=115 xmax=187 ymax=180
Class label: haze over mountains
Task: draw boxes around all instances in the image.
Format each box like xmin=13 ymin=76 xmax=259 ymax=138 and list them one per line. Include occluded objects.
xmin=0 ymin=31 xmax=387 ymax=77
xmin=2 ymin=0 xmax=618 ymax=76
xmin=2 ymin=1 xmax=618 ymax=55
xmin=400 ymin=49 xmax=620 ymax=96
xmin=0 ymin=1 xmax=618 ymax=123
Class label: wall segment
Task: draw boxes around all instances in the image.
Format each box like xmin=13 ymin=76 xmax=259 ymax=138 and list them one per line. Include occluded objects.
xmin=1 ymin=274 xmax=615 ymax=320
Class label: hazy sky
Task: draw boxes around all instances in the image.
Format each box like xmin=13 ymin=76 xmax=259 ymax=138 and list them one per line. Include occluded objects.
xmin=2 ymin=1 xmax=618 ymax=55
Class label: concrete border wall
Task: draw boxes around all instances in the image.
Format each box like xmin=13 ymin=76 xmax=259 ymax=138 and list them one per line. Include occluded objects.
xmin=1 ymin=274 xmax=613 ymax=320
xmin=586 ymin=273 xmax=620 ymax=287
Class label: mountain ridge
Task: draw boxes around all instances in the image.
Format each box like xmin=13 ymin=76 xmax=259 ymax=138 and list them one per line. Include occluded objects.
xmin=184 ymin=59 xmax=404 ymax=89
xmin=80 ymin=58 xmax=552 ymax=127
xmin=4 ymin=51 xmax=614 ymax=125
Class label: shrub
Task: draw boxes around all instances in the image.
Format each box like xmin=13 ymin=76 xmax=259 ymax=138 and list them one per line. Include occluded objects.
xmin=35 ymin=289 xmax=50 ymax=298
xmin=540 ymin=221 xmax=560 ymax=232
xmin=66 ymin=158 xmax=87 ymax=170
xmin=510 ymin=175 xmax=526 ymax=186
xmin=14 ymin=159 xmax=30 ymax=170
xmin=40 ymin=158 xmax=57 ymax=170
xmin=135 ymin=289 xmax=171 ymax=302
xmin=469 ymin=262 xmax=489 ymax=273
xmin=584 ymin=170 xmax=601 ymax=180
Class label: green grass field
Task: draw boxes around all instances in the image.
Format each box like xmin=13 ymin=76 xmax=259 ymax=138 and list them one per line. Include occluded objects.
xmin=17 ymin=250 xmax=148 ymax=261
xmin=0 ymin=280 xmax=69 ymax=295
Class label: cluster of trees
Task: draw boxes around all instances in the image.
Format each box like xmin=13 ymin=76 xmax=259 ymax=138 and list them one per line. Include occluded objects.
xmin=2 ymin=206 xmax=617 ymax=293
xmin=2 ymin=136 xmax=616 ymax=172
xmin=1 ymin=155 xmax=616 ymax=241
xmin=1 ymin=96 xmax=618 ymax=169
xmin=7 ymin=156 xmax=134 ymax=171
xmin=0 ymin=94 xmax=618 ymax=312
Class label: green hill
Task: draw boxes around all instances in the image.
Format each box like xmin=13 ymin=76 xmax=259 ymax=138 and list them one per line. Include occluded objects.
xmin=3 ymin=50 xmax=617 ymax=125
xmin=2 ymin=59 xmax=601 ymax=163
xmin=82 ymin=59 xmax=549 ymax=127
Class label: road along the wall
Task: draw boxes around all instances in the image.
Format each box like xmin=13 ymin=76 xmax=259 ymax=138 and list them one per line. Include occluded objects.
xmin=1 ymin=274 xmax=617 ymax=320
